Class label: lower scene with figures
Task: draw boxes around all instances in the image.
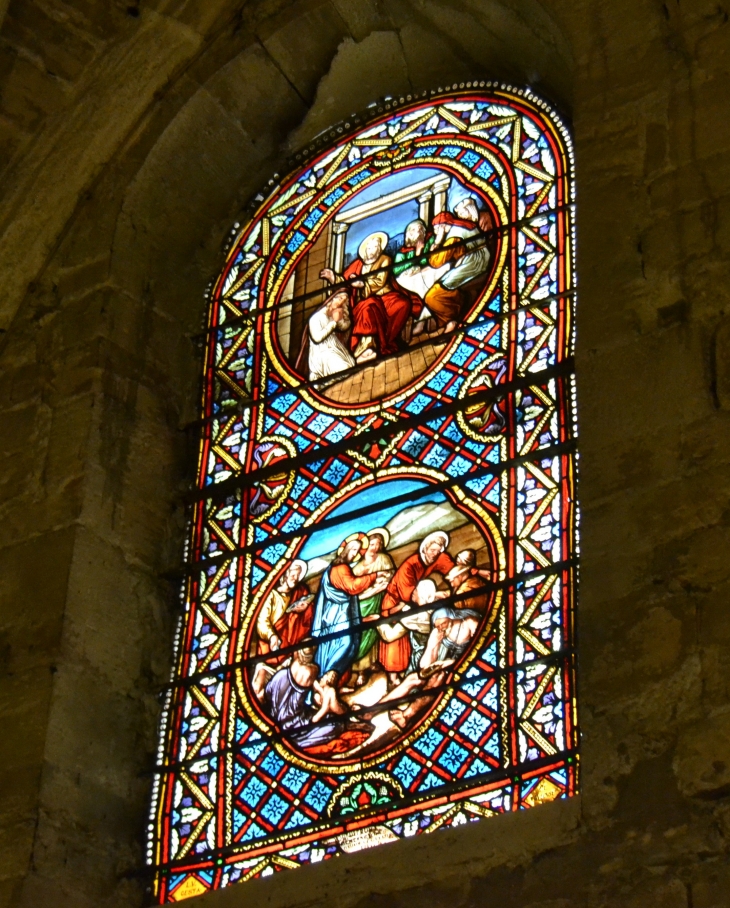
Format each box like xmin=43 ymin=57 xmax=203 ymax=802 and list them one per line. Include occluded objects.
xmin=157 ymin=470 xmax=577 ymax=903
xmin=245 ymin=478 xmax=499 ymax=763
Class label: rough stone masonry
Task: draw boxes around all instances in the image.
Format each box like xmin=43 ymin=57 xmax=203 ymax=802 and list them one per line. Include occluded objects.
xmin=0 ymin=0 xmax=729 ymax=906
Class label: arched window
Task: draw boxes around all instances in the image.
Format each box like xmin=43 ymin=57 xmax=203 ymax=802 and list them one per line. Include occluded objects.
xmin=149 ymin=84 xmax=578 ymax=903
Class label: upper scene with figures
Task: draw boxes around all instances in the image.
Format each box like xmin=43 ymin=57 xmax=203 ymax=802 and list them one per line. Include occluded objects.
xmin=277 ymin=166 xmax=501 ymax=405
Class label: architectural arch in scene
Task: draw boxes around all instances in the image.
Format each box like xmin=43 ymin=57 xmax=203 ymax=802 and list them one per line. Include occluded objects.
xmin=150 ymin=86 xmax=578 ymax=904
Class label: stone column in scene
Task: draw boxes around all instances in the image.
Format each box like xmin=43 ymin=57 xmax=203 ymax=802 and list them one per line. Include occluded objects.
xmin=418 ymin=190 xmax=433 ymax=224
xmin=433 ymin=178 xmax=450 ymax=216
xmin=331 ymin=221 xmax=349 ymax=274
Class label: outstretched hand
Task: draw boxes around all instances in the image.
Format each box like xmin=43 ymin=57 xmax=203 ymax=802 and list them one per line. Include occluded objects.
xmin=319 ymin=267 xmax=336 ymax=284
xmin=478 ymin=209 xmax=494 ymax=233
xmin=359 ymin=574 xmax=389 ymax=601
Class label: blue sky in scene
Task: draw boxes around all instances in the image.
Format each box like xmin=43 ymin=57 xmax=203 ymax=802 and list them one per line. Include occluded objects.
xmin=340 ymin=164 xmax=481 ymax=263
xmin=299 ymin=479 xmax=446 ymax=561
xmin=345 ymin=199 xmax=420 ymax=259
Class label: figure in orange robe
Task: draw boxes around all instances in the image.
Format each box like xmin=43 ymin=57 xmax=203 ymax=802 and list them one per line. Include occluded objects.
xmin=425 ymin=199 xmax=493 ymax=330
xmin=256 ymin=560 xmax=312 ymax=660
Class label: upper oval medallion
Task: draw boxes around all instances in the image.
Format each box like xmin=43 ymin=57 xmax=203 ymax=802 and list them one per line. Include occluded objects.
xmin=271 ymin=165 xmax=503 ymax=406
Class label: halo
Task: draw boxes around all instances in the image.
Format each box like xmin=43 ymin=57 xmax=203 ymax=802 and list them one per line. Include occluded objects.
xmin=289 ymin=559 xmax=308 ymax=580
xmin=337 ymin=532 xmax=369 ymax=564
xmin=358 ymin=231 xmax=389 ymax=261
xmin=367 ymin=527 xmax=390 ymax=549
xmin=420 ymin=530 xmax=449 ymax=555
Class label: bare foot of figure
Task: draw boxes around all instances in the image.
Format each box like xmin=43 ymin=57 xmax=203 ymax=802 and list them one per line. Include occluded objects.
xmin=389 ymin=695 xmax=434 ymax=729
xmin=356 ymin=348 xmax=377 ymax=364
xmin=353 ymin=336 xmax=376 ymax=362
xmin=444 ymin=320 xmax=458 ymax=335
xmin=388 ymin=707 xmax=409 ymax=729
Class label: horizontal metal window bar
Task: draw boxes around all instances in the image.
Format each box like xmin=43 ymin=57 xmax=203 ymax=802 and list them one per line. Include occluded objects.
xmin=181 ymin=438 xmax=576 ymax=576
xmin=204 ymin=230 xmax=494 ymax=337
xmin=162 ymin=557 xmax=577 ymax=694
xmin=183 ymin=287 xmax=575 ymax=434
xmin=194 ymin=203 xmax=574 ymax=341
xmin=144 ymin=745 xmax=579 ymax=876
xmin=147 ymin=644 xmax=576 ymax=778
xmin=189 ymin=357 xmax=575 ymax=504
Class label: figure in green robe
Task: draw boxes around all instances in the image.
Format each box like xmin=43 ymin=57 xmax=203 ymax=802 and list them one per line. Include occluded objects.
xmin=351 ymin=528 xmax=395 ymax=686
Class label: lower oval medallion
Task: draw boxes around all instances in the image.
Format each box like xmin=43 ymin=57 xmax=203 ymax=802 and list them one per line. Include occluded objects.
xmin=239 ymin=474 xmax=503 ymax=771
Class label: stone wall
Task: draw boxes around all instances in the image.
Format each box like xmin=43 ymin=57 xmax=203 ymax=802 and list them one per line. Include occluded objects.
xmin=0 ymin=1 xmax=728 ymax=906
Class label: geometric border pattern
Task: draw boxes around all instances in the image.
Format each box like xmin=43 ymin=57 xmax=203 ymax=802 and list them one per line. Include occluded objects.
xmin=148 ymin=83 xmax=579 ymax=904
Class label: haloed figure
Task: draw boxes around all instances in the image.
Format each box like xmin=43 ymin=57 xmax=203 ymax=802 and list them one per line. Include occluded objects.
xmin=320 ymin=231 xmax=415 ymax=362
xmin=378 ymin=531 xmax=456 ymax=689
xmin=251 ymin=559 xmax=313 ymax=700
xmin=311 ymin=533 xmax=389 ymax=718
xmin=351 ymin=529 xmax=395 ymax=688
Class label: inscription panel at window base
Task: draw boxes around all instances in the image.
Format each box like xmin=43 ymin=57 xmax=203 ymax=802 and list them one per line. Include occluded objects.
xmin=149 ymin=85 xmax=579 ymax=904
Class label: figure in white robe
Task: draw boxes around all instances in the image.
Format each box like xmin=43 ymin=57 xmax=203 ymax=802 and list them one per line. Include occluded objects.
xmin=307 ymin=290 xmax=356 ymax=381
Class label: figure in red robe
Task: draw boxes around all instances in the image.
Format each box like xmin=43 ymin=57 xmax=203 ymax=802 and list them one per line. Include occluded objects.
xmin=251 ymin=560 xmax=313 ymax=699
xmin=255 ymin=560 xmax=313 ymax=657
xmin=320 ymin=231 xmax=417 ymax=363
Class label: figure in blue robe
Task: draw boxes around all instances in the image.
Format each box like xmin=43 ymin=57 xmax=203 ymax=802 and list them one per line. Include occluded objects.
xmin=311 ymin=563 xmax=368 ymax=678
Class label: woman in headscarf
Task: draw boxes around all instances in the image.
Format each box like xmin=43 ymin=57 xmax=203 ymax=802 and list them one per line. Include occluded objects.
xmin=351 ymin=528 xmax=395 ymax=687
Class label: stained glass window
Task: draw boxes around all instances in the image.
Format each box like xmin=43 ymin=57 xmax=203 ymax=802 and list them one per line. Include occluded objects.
xmin=149 ymin=83 xmax=578 ymax=904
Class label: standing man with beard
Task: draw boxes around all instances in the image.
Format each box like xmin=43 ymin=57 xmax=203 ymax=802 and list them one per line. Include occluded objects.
xmin=252 ymin=559 xmax=313 ymax=700
xmin=255 ymin=559 xmax=312 ymax=656
xmin=378 ymin=531 xmax=456 ymax=689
